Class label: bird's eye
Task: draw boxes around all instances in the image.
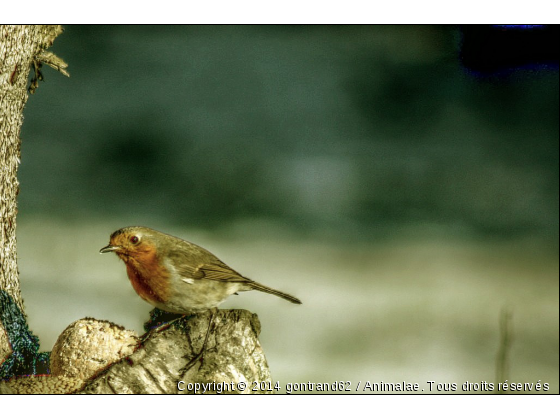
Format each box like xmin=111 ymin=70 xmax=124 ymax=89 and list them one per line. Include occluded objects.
xmin=130 ymin=236 xmax=140 ymax=244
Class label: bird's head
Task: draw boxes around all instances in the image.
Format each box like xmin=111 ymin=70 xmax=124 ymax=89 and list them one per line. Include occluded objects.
xmin=99 ymin=226 xmax=158 ymax=261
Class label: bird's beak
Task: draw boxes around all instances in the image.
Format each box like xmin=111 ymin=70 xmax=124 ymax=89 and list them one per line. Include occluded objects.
xmin=99 ymin=244 xmax=121 ymax=254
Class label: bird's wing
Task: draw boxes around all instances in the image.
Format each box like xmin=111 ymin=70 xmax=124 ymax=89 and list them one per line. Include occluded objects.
xmin=169 ymin=248 xmax=251 ymax=284
xmin=194 ymin=260 xmax=251 ymax=283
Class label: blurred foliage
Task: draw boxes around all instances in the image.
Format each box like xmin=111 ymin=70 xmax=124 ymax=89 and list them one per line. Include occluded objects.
xmin=19 ymin=25 xmax=558 ymax=240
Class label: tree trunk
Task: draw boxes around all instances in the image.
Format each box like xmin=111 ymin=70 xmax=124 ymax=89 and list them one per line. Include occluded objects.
xmin=0 ymin=23 xmax=65 ymax=371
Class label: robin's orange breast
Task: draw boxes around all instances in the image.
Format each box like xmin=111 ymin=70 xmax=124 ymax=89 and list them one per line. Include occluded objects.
xmin=123 ymin=248 xmax=172 ymax=305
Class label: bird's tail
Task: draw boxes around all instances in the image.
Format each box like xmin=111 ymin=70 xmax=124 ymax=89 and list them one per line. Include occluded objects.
xmin=250 ymin=281 xmax=302 ymax=304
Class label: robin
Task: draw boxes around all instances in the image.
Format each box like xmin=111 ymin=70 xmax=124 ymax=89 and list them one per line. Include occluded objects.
xmin=99 ymin=226 xmax=302 ymax=314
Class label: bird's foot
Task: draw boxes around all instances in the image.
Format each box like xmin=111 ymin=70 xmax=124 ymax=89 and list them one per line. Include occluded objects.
xmin=179 ymin=309 xmax=217 ymax=375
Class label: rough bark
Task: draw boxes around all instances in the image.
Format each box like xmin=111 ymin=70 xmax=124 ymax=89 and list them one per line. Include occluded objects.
xmin=78 ymin=310 xmax=272 ymax=394
xmin=0 ymin=23 xmax=66 ymax=372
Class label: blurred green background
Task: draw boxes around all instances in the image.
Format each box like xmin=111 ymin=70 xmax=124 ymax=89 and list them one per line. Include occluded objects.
xmin=16 ymin=25 xmax=558 ymax=393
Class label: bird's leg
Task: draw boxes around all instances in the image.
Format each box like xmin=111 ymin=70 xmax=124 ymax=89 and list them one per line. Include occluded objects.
xmin=134 ymin=323 xmax=177 ymax=350
xmin=136 ymin=310 xmax=193 ymax=349
xmin=181 ymin=308 xmax=217 ymax=374
xmin=148 ymin=316 xmax=185 ymax=335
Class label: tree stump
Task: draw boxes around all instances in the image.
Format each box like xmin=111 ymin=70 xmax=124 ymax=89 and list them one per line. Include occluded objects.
xmin=76 ymin=309 xmax=272 ymax=394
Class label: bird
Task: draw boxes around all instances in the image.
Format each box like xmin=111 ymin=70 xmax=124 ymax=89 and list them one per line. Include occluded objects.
xmin=99 ymin=226 xmax=302 ymax=314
